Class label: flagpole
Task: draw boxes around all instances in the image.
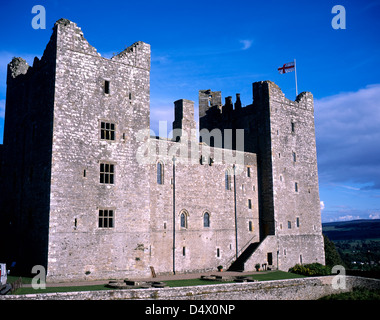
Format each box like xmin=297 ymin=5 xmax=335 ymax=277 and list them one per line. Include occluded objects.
xmin=294 ymin=59 xmax=298 ymax=97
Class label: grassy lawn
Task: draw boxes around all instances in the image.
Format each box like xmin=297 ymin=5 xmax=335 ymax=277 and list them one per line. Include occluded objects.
xmin=14 ymin=284 xmax=114 ymax=295
xmin=164 ymin=271 xmax=305 ymax=287
xmin=250 ymin=270 xmax=305 ymax=281
xmin=10 ymin=271 xmax=305 ymax=295
xmin=319 ymin=287 xmax=380 ymax=300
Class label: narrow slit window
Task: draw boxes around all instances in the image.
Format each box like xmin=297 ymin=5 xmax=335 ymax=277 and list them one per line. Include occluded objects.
xmin=248 ymin=199 xmax=252 ymax=209
xmin=295 ymin=182 xmax=298 ymax=192
xmin=180 ymin=211 xmax=188 ymax=229
xmin=157 ymin=161 xmax=164 ymax=185
xmin=104 ymin=80 xmax=110 ymax=94
xmin=225 ymin=170 xmax=231 ymax=190
xmin=203 ymin=212 xmax=210 ymax=228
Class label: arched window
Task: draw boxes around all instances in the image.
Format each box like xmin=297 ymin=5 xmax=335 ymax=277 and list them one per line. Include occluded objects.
xmin=180 ymin=211 xmax=188 ymax=229
xmin=203 ymin=212 xmax=210 ymax=228
xmin=157 ymin=161 xmax=164 ymax=184
xmin=225 ymin=169 xmax=231 ymax=190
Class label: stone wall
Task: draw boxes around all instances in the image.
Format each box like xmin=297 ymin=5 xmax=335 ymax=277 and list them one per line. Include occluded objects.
xmin=0 ymin=27 xmax=57 ymax=274
xmin=148 ymin=135 xmax=259 ymax=276
xmin=2 ymin=276 xmax=379 ymax=300
xmin=198 ymin=81 xmax=325 ymax=271
xmin=46 ymin=19 xmax=152 ymax=282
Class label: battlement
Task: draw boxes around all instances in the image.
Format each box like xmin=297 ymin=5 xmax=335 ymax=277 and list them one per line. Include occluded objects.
xmin=111 ymin=41 xmax=151 ymax=70
xmin=53 ymin=18 xmax=150 ymax=70
xmin=7 ymin=57 xmax=29 ymax=81
xmin=200 ymin=81 xmax=314 ymax=129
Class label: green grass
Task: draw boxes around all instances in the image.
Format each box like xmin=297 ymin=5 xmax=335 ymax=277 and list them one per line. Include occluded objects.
xmin=165 ymin=271 xmax=305 ymax=287
xmin=8 ymin=275 xmax=33 ymax=285
xmin=251 ymin=270 xmax=305 ymax=281
xmin=14 ymin=284 xmax=113 ymax=295
xmin=10 ymin=271 xmax=305 ymax=295
xmin=319 ymin=287 xmax=380 ymax=300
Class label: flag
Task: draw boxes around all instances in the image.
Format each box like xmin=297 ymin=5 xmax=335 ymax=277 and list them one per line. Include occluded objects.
xmin=278 ymin=61 xmax=295 ymax=74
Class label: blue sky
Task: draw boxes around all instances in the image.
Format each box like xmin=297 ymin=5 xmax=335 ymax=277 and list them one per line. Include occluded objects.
xmin=0 ymin=0 xmax=379 ymax=222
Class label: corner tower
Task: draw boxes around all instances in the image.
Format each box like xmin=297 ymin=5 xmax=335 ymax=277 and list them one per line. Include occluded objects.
xmin=248 ymin=81 xmax=325 ymax=270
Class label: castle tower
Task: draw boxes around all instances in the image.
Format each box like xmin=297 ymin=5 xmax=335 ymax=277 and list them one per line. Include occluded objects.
xmin=1 ymin=19 xmax=153 ymax=280
xmin=172 ymin=99 xmax=196 ymax=142
xmin=252 ymin=81 xmax=325 ymax=269
xmin=198 ymin=81 xmax=325 ymax=271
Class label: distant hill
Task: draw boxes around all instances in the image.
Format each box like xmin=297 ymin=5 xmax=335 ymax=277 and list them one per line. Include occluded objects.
xmin=322 ymin=219 xmax=380 ymax=241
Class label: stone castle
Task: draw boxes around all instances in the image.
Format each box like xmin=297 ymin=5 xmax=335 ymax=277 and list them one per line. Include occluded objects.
xmin=0 ymin=19 xmax=325 ymax=282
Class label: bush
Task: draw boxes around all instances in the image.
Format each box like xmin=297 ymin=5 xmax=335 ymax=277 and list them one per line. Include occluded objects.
xmin=288 ymin=263 xmax=331 ymax=276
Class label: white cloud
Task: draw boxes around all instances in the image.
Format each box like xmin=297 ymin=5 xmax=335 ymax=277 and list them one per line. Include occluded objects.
xmin=338 ymin=215 xmax=360 ymax=221
xmin=239 ymin=40 xmax=253 ymax=50
xmin=320 ymin=201 xmax=325 ymax=211
xmin=369 ymin=213 xmax=380 ymax=219
xmin=315 ymin=83 xmax=380 ymax=189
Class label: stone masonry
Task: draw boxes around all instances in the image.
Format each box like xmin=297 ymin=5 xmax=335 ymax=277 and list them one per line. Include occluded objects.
xmin=0 ymin=19 xmax=324 ymax=282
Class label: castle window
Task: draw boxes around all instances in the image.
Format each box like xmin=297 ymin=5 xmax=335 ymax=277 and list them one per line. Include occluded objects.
xmin=288 ymin=221 xmax=292 ymax=229
xmin=104 ymin=80 xmax=110 ymax=94
xmin=210 ymin=136 xmax=215 ymax=147
xmin=248 ymin=199 xmax=252 ymax=209
xmin=296 ymin=217 xmax=300 ymax=228
xmin=295 ymin=182 xmax=298 ymax=192
xmin=225 ymin=170 xmax=232 ymax=190
xmin=203 ymin=212 xmax=210 ymax=228
xmin=100 ymin=121 xmax=115 ymax=141
xmin=180 ymin=211 xmax=188 ymax=229
xmin=217 ymin=248 xmax=220 ymax=258
xmin=100 ymin=162 xmax=114 ymax=184
xmin=293 ymin=152 xmax=297 ymax=162
xmin=157 ymin=161 xmax=164 ymax=185
xmin=98 ymin=209 xmax=114 ymax=228
xmin=267 ymin=252 xmax=273 ymax=265
xmin=183 ymin=247 xmax=186 ymax=256
xmin=247 ymin=166 xmax=251 ymax=177
xmin=249 ymin=221 xmax=253 ymax=232
xmin=291 ymin=121 xmax=295 ymax=133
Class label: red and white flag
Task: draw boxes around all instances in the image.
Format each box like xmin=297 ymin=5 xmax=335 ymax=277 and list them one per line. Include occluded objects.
xmin=278 ymin=61 xmax=295 ymax=74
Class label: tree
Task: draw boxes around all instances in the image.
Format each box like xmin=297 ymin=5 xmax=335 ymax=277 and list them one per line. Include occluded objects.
xmin=323 ymin=235 xmax=346 ymax=268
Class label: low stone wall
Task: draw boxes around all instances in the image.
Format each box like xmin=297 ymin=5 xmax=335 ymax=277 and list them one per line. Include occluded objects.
xmin=1 ymin=276 xmax=379 ymax=300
